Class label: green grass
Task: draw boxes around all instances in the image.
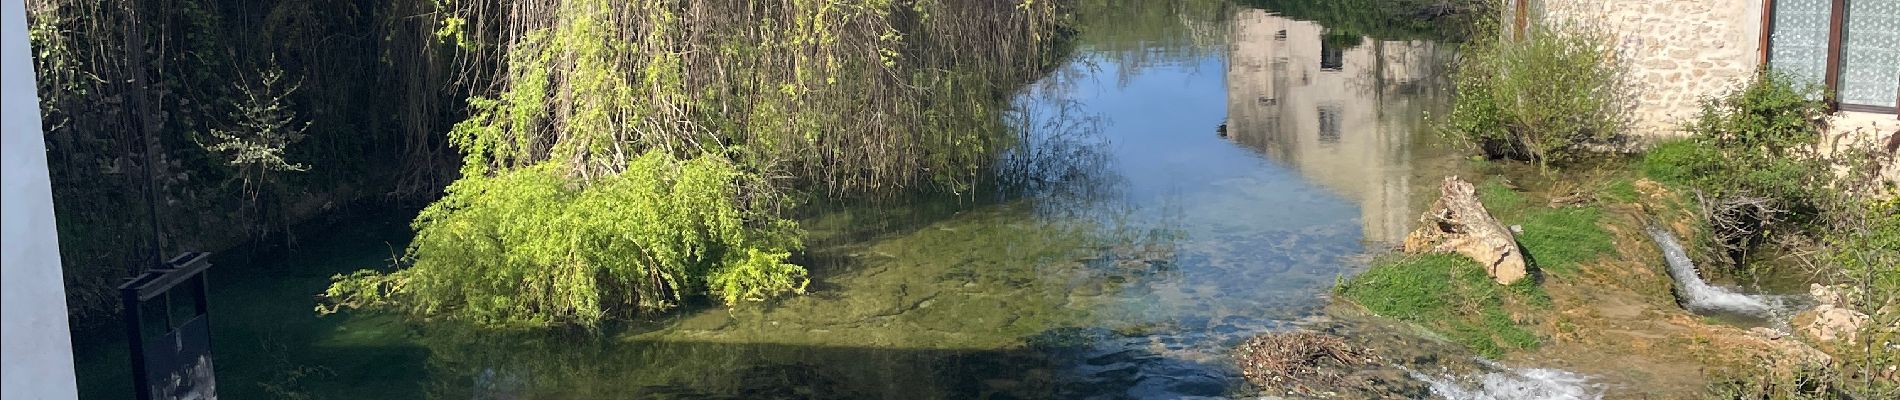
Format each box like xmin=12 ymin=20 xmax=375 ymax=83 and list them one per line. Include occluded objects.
xmin=1639 ymin=139 xmax=1705 ymax=189
xmin=1338 ymin=177 xmax=1615 ymax=358
xmin=1477 ymin=180 xmax=1529 ymax=214
xmin=1599 ymin=177 xmax=1640 ymax=204
xmin=1474 ymin=178 xmax=1617 ymax=275
xmin=1338 ymin=253 xmax=1544 ymax=357
xmin=1516 ymin=206 xmax=1616 ymax=275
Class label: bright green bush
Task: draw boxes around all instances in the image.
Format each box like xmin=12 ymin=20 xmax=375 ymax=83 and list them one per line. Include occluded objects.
xmin=1444 ymin=25 xmax=1627 ymax=168
xmin=1832 ymin=198 xmax=1900 ymax=295
xmin=316 ymin=0 xmax=1077 ymax=328
xmin=321 ymin=152 xmax=805 ymax=327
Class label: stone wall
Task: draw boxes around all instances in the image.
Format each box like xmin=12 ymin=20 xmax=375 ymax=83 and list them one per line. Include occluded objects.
xmin=1539 ymin=0 xmax=1765 ymax=138
xmin=1824 ymin=112 xmax=1900 ymax=188
xmin=1537 ymin=0 xmax=1899 ymax=188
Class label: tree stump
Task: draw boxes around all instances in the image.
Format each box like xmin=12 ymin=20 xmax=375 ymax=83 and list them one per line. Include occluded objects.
xmin=1403 ymin=176 xmax=1529 ymax=285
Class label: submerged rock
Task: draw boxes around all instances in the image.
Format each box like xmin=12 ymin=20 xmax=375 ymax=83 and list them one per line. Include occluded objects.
xmin=1402 ymin=176 xmax=1528 ymax=285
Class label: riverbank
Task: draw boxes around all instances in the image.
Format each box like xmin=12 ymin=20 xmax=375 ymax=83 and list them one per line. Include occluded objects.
xmin=1286 ymin=7 xmax=1900 ymax=396
xmin=1313 ymin=156 xmax=1885 ymax=398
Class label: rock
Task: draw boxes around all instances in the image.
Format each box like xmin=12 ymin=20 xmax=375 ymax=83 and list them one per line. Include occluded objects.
xmin=1808 ymin=283 xmax=1850 ymax=307
xmin=1402 ymin=176 xmax=1529 ymax=285
xmin=1747 ymin=327 xmax=1787 ymax=340
xmin=1793 ymin=304 xmax=1872 ymax=345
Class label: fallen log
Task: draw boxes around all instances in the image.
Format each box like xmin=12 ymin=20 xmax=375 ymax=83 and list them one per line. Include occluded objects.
xmin=1403 ymin=176 xmax=1529 ymax=285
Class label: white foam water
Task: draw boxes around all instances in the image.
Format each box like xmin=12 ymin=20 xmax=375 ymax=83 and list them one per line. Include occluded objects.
xmin=1644 ymin=226 xmax=1776 ymax=315
xmin=1411 ymin=360 xmax=1602 ymax=400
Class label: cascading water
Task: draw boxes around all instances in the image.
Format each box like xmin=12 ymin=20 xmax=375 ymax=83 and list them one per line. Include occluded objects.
xmin=1643 ymin=225 xmax=1776 ymax=315
xmin=1410 ymin=360 xmax=1602 ymax=400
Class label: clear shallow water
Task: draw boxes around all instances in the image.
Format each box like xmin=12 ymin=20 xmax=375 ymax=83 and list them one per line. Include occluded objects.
xmin=74 ymin=5 xmax=1468 ymax=399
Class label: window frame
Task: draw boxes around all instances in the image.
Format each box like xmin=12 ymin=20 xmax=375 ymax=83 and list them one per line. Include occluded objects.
xmin=1760 ymin=0 xmax=1900 ymax=116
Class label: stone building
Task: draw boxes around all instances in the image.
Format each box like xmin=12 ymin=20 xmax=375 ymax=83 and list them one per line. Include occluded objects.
xmin=1527 ymin=0 xmax=1897 ymax=146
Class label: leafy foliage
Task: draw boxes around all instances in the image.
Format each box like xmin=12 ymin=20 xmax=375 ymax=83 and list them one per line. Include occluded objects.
xmin=435 ymin=0 xmax=1070 ymax=196
xmin=321 ymin=153 xmax=805 ymax=327
xmin=1645 ymin=72 xmax=1833 ymax=223
xmin=1816 ymin=196 xmax=1900 ymax=398
xmin=1444 ymin=25 xmax=1628 ymax=168
xmin=199 ymin=64 xmax=311 ymax=203
xmin=27 ymin=0 xmax=464 ymax=321
xmin=316 ymin=0 xmax=1075 ymax=327
xmin=1640 ymin=72 xmax=1834 ymax=268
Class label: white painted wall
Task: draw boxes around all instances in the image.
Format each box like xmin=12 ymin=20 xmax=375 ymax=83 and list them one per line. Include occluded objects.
xmin=2 ymin=0 xmax=81 ymax=398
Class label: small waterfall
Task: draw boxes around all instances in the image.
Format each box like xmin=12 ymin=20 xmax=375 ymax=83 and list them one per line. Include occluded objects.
xmin=1643 ymin=226 xmax=1774 ymax=315
xmin=1411 ymin=360 xmax=1602 ymax=400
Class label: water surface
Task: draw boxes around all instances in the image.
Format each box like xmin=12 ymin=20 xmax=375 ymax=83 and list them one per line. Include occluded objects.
xmin=73 ymin=4 xmax=1463 ymax=399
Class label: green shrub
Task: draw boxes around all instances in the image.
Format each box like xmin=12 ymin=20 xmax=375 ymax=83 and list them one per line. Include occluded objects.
xmin=320 ymin=152 xmax=806 ymax=327
xmin=1668 ymin=72 xmax=1833 ymax=219
xmin=1824 ymin=197 xmax=1899 ymax=396
xmin=1640 ymin=72 xmax=1832 ymax=265
xmin=1444 ymin=25 xmax=1627 ymax=168
xmin=1444 ymin=23 xmax=1626 ymax=166
xmin=1831 ymin=198 xmax=1900 ymax=298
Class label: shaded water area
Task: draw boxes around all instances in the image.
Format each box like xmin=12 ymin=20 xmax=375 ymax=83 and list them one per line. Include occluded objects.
xmin=72 ymin=3 xmax=1466 ymax=399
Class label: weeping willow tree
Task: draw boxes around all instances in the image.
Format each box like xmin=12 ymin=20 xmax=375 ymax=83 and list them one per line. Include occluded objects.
xmin=322 ymin=0 xmax=1074 ymax=327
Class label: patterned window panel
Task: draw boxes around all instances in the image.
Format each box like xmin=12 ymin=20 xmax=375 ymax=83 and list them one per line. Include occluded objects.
xmin=1771 ymin=0 xmax=1836 ymax=92
xmin=1839 ymin=0 xmax=1899 ymax=108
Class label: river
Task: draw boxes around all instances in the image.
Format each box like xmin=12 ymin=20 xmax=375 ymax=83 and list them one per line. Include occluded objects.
xmin=72 ymin=3 xmax=1467 ymax=399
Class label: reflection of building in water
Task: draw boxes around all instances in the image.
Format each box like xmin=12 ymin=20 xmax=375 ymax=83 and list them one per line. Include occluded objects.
xmin=1225 ymin=9 xmax=1452 ymax=243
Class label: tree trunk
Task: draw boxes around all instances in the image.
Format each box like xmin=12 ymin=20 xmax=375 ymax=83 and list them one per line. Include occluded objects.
xmin=1403 ymin=176 xmax=1529 ymax=285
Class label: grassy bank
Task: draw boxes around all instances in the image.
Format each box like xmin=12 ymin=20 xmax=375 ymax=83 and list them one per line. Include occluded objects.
xmin=1332 ymin=10 xmax=1896 ymax=397
xmin=1336 ymin=253 xmax=1546 ymax=357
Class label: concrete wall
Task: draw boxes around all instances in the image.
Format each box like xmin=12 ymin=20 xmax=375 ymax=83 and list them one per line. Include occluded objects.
xmin=2 ymin=0 xmax=81 ymax=398
xmin=1541 ymin=0 xmax=1766 ymax=138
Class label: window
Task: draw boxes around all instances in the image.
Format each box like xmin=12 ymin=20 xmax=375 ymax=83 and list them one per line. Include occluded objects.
xmin=1320 ymin=42 xmax=1344 ymax=71
xmin=1765 ymin=0 xmax=1900 ymax=113
xmin=1318 ymin=106 xmax=1342 ymax=144
xmin=1839 ymin=0 xmax=1899 ymax=109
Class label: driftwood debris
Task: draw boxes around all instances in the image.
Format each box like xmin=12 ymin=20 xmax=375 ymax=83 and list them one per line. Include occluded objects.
xmin=1403 ymin=176 xmax=1529 ymax=285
